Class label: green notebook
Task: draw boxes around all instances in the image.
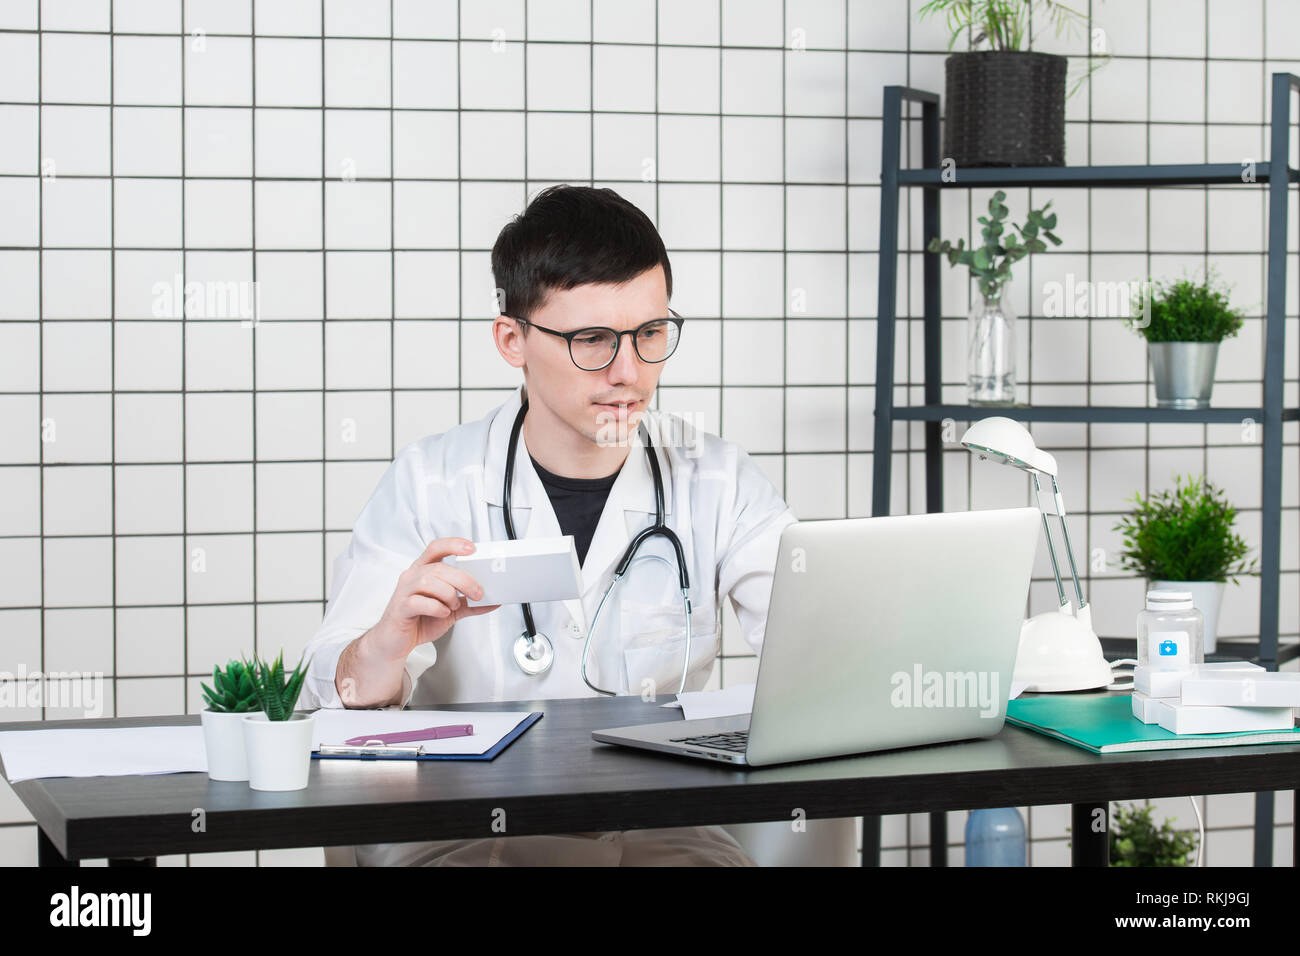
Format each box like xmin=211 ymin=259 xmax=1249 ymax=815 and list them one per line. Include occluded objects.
xmin=1005 ymin=694 xmax=1300 ymax=754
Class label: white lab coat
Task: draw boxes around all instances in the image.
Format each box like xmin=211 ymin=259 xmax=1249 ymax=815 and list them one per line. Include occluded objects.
xmin=300 ymin=383 xmax=849 ymax=865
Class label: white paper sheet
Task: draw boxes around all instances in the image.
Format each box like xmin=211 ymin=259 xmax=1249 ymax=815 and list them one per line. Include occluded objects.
xmin=309 ymin=708 xmax=534 ymax=755
xmin=0 ymin=726 xmax=206 ymax=783
xmin=661 ymin=683 xmax=755 ymax=720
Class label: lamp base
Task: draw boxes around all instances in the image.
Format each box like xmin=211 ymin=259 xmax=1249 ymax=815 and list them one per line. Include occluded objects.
xmin=1013 ymin=606 xmax=1113 ymax=693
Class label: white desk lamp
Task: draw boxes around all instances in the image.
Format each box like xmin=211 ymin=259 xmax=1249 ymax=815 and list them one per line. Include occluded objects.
xmin=961 ymin=417 xmax=1113 ymax=692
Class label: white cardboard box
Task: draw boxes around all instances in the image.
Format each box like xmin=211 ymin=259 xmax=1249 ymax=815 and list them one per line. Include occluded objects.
xmin=1153 ymin=699 xmax=1295 ymax=735
xmin=1180 ymin=671 xmax=1300 ymax=708
xmin=443 ymin=536 xmax=583 ymax=607
xmin=1133 ymin=660 xmax=1261 ymax=698
xmin=1131 ymin=690 xmax=1171 ymax=724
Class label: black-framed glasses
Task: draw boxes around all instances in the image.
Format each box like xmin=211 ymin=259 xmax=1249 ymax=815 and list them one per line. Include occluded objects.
xmin=510 ymin=309 xmax=684 ymax=371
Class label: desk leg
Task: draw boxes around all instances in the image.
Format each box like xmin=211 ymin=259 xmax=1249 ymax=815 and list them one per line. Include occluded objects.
xmin=37 ymin=828 xmax=77 ymax=867
xmin=861 ymin=814 xmax=881 ymax=866
xmin=1071 ymin=802 xmax=1109 ymax=867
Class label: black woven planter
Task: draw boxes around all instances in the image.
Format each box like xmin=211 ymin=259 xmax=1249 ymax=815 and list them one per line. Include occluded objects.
xmin=943 ymin=51 xmax=1067 ymax=167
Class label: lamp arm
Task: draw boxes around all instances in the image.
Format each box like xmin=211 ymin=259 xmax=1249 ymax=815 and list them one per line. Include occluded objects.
xmin=1031 ymin=473 xmax=1069 ymax=608
xmin=1050 ymin=475 xmax=1088 ymax=609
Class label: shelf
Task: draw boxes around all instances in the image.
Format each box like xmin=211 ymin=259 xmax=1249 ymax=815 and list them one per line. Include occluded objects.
xmin=1099 ymin=637 xmax=1300 ymax=667
xmin=890 ymin=405 xmax=1300 ymax=424
xmin=897 ymin=162 xmax=1299 ymax=188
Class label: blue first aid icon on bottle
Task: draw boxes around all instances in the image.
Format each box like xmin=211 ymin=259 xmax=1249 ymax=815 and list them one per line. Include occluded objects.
xmin=1158 ymin=639 xmax=1179 ymax=656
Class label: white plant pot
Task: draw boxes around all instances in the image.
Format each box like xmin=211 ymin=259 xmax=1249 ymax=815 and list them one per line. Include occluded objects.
xmin=1153 ymin=579 xmax=1227 ymax=654
xmin=242 ymin=712 xmax=315 ymax=791
xmin=200 ymin=708 xmax=253 ymax=781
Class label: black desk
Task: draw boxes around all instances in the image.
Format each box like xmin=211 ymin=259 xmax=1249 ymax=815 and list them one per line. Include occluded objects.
xmin=8 ymin=693 xmax=1300 ymax=866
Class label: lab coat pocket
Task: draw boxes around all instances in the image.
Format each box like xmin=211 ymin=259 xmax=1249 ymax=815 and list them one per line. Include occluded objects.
xmin=620 ymin=598 xmax=719 ymax=697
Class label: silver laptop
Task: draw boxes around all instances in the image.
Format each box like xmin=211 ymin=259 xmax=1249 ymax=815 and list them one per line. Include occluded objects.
xmin=592 ymin=507 xmax=1041 ymax=767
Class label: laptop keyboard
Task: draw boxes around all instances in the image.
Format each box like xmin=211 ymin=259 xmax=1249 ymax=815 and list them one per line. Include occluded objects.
xmin=669 ymin=730 xmax=749 ymax=753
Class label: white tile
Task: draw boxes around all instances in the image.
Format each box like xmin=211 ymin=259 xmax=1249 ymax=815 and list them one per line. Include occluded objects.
xmin=0 ymin=33 xmax=37 ymax=104
xmin=254 ymin=37 xmax=321 ymax=107
xmin=722 ymin=253 xmax=784 ymax=318
xmin=658 ymin=183 xmax=720 ymax=250
xmin=254 ymin=321 xmax=323 ymax=388
xmin=390 ymin=181 xmax=457 ymax=251
xmin=256 ymin=462 xmax=323 ymax=531
xmin=256 ymin=602 xmax=323 ymax=669
xmin=1208 ymin=0 xmax=1261 ymax=59
xmin=722 ymin=116 xmax=784 ymax=182
xmin=41 ymin=393 xmax=112 ymax=463
xmin=42 ymin=178 xmax=112 ymax=248
xmin=251 ymin=250 xmax=320 ymax=320
xmin=392 ymin=251 xmax=460 ymax=317
xmin=114 ymin=178 xmax=183 ymax=248
xmin=0 ymin=396 xmax=40 ymax=464
xmin=460 ymin=111 xmax=525 ymax=179
xmin=1208 ymin=189 xmax=1265 ymax=252
xmin=393 ymin=321 xmax=458 ymax=388
xmin=184 ymin=180 xmax=253 ymax=249
xmin=325 ymin=321 xmax=391 ymax=389
xmin=42 ymin=321 xmax=111 ymax=391
xmin=394 ymin=390 xmax=460 ymax=450
xmin=0 ymin=538 xmax=42 ymax=607
xmin=391 ymin=0 xmax=453 ymax=37
xmin=1150 ymin=0 xmax=1204 ymax=57
xmin=186 ymin=533 xmax=253 ymax=603
xmin=593 ymin=44 xmax=654 ymax=112
xmin=253 ymin=108 xmax=321 ymax=178
xmin=324 ymin=38 xmax=389 ymax=108
xmin=322 ymin=108 xmax=387 ymax=179
xmin=786 ymin=185 xmax=846 ymax=250
xmin=1148 ymin=59 xmax=1204 ymax=124
xmin=42 ymin=33 xmax=110 ymax=103
xmin=1208 ymin=60 xmax=1264 ymax=126
xmin=114 ymin=464 xmax=183 ymax=535
xmin=392 ymin=111 xmax=458 ymax=178
xmin=459 ymin=39 xmax=524 ymax=110
xmin=116 ymin=535 xmax=183 ymax=607
xmin=0 ymin=467 xmax=38 ymax=536
xmin=786 ymin=319 xmax=845 ymax=384
xmin=787 ymin=116 xmax=846 ymax=184
xmin=185 ymin=0 xmax=251 ymax=33
xmin=527 ymin=41 xmax=590 ymax=110
xmin=658 ymin=45 xmax=719 ymax=115
xmin=45 ymin=608 xmax=113 ymax=676
xmin=786 ymin=386 xmax=845 ymax=451
xmin=256 ymin=532 xmax=323 ymax=601
xmin=659 ymin=0 xmax=717 ymax=44
xmin=785 ymin=452 xmax=846 ymax=519
xmin=527 ymin=112 xmax=591 ymax=181
xmin=185 ymin=393 xmax=253 ymax=461
xmin=114 ymin=393 xmax=181 ymax=463
xmin=115 ymin=677 xmax=184 ymax=718
xmin=593 ymin=0 xmax=652 ymax=42
xmin=324 ymin=251 xmax=392 ymax=318
xmin=459 ymin=181 xmax=527 ymax=250
xmin=112 ymin=106 xmax=181 ymax=176
xmin=186 ymin=463 xmax=253 ymax=533
xmin=322 ymin=182 xmax=397 ymax=253
xmin=43 ymin=464 xmax=112 ymax=536
xmin=324 ymin=459 xmax=386 ymax=528
xmin=187 ymin=603 xmax=254 ymax=673
xmin=786 ymin=49 xmax=845 ymax=117
xmin=1090 ymin=56 xmax=1146 ymax=123
xmin=786 ymin=251 xmax=846 ymax=315
xmin=658 ymin=114 xmax=719 ymax=181
xmin=0 ymin=105 xmax=37 ymax=175
xmin=722 ymin=184 xmax=783 ymax=250
xmin=185 ymin=322 xmax=252 ymax=390
xmin=184 ymin=36 xmax=253 ymax=106
xmin=324 ymin=0 xmax=388 ymax=36
xmin=255 ymin=391 xmax=323 ymax=459
xmin=254 ymin=181 xmax=322 ymax=249
xmin=113 ymin=35 xmax=181 ymax=105
xmin=43 ymin=537 xmax=112 ymax=607
xmin=722 ymin=49 xmax=782 ymax=115
xmin=115 ymin=606 xmax=183 ymax=677
xmin=41 ymin=105 xmax=110 ymax=176
xmin=325 ymin=390 xmax=392 ymax=458
xmin=184 ymin=107 xmax=252 ymax=177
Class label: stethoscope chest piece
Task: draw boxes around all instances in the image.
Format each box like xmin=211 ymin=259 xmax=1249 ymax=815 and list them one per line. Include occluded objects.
xmin=513 ymin=630 xmax=555 ymax=676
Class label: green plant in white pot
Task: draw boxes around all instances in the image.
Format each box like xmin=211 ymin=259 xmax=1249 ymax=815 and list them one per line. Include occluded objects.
xmin=240 ymin=650 xmax=314 ymax=792
xmin=200 ymin=659 xmax=259 ymax=782
xmin=1113 ymin=475 xmax=1257 ymax=653
xmin=1126 ymin=272 xmax=1245 ymax=409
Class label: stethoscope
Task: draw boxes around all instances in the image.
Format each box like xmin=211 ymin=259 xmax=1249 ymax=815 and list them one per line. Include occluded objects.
xmin=504 ymin=396 xmax=693 ymax=696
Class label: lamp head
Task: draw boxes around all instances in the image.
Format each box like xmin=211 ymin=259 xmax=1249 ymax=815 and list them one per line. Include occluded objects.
xmin=960 ymin=416 xmax=1058 ymax=477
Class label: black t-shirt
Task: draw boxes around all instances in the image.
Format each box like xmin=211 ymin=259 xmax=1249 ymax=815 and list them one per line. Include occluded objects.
xmin=529 ymin=454 xmax=624 ymax=567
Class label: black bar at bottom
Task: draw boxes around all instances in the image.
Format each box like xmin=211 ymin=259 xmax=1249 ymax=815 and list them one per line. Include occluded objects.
xmin=108 ymin=856 xmax=158 ymax=867
xmin=930 ymin=812 xmax=947 ymax=866
xmin=1072 ymin=803 xmax=1109 ymax=866
xmin=38 ymin=828 xmax=77 ymax=868
xmin=861 ymin=814 xmax=881 ymax=866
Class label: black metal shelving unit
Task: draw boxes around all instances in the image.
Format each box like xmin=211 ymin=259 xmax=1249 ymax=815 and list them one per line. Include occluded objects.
xmin=867 ymin=74 xmax=1300 ymax=867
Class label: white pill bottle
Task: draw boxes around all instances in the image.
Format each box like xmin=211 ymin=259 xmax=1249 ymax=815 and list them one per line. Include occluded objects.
xmin=1137 ymin=590 xmax=1204 ymax=672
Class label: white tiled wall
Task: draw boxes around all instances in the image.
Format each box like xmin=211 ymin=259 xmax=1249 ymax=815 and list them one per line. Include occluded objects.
xmin=0 ymin=0 xmax=1294 ymax=866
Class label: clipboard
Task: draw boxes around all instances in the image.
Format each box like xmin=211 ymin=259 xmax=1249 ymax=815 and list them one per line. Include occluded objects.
xmin=311 ymin=712 xmax=542 ymax=761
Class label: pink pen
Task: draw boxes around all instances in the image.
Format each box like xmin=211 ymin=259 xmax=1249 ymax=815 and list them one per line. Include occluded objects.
xmin=345 ymin=723 xmax=474 ymax=746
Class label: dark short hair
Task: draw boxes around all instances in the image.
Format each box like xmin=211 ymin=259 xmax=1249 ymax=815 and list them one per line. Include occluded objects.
xmin=492 ymin=185 xmax=672 ymax=335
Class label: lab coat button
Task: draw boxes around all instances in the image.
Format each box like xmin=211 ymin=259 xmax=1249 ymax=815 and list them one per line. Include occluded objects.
xmin=568 ymin=620 xmax=582 ymax=638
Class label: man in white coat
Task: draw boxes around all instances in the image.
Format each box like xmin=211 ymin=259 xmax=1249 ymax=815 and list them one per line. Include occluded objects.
xmin=299 ymin=185 xmax=806 ymax=865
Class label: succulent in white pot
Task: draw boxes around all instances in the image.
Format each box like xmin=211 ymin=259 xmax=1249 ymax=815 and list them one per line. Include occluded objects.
xmin=240 ymin=651 xmax=314 ymax=792
xmin=1114 ymin=475 xmax=1257 ymax=654
xmin=199 ymin=659 xmax=260 ymax=781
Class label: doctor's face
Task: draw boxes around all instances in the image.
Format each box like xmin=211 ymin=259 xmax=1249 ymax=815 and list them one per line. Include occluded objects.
xmin=497 ymin=264 xmax=673 ymax=447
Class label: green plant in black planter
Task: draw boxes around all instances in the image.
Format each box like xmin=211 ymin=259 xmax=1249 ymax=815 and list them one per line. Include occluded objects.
xmin=1109 ymin=801 xmax=1198 ymax=867
xmin=918 ymin=0 xmax=1111 ymax=166
xmin=1126 ymin=272 xmax=1245 ymax=409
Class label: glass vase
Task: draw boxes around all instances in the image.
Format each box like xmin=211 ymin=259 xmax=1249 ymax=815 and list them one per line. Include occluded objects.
xmin=967 ymin=281 xmax=1016 ymax=405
